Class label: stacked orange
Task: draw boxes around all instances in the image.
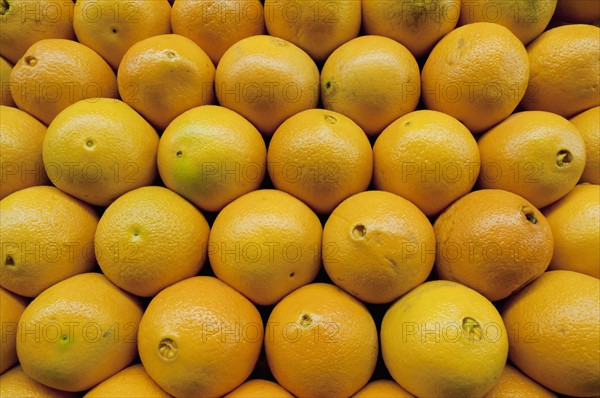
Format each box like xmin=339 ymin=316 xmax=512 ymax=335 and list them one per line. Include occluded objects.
xmin=1 ymin=0 xmax=599 ymax=396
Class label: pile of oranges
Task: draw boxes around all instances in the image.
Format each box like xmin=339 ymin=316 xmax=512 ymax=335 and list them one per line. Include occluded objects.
xmin=1 ymin=0 xmax=599 ymax=396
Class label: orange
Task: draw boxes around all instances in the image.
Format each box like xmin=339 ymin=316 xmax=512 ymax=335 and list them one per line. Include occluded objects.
xmin=433 ymin=189 xmax=554 ymax=301
xmin=362 ymin=0 xmax=461 ymax=58
xmin=267 ymin=108 xmax=372 ymax=214
xmin=542 ymin=184 xmax=600 ymax=279
xmin=373 ymin=109 xmax=480 ymax=216
xmin=421 ymin=22 xmax=529 ymax=133
xmin=320 ymin=35 xmax=420 ymax=137
xmin=42 ymin=98 xmax=159 ymax=206
xmin=117 ymin=34 xmax=215 ymax=131
xmin=322 ymin=190 xmax=435 ymax=304
xmin=381 ymin=280 xmax=509 ymax=398
xmin=265 ymin=283 xmax=378 ymax=397
xmin=17 ymin=273 xmax=143 ymax=392
xmin=353 ymin=380 xmax=414 ymax=397
xmin=10 ymin=39 xmax=118 ymax=126
xmin=0 ymin=56 xmax=15 ymax=106
xmin=458 ymin=0 xmax=557 ymax=44
xmin=555 ymin=0 xmax=600 ymax=23
xmin=209 ymin=189 xmax=322 ymax=306
xmin=0 ymin=105 xmax=49 ymax=199
xmin=215 ymin=35 xmax=319 ymax=136
xmin=0 ymin=366 xmax=77 ymax=398
xmin=94 ymin=186 xmax=210 ymax=297
xmin=0 ymin=287 xmax=27 ymax=373
xmin=521 ymin=24 xmax=600 ymax=118
xmin=0 ymin=0 xmax=74 ymax=64
xmin=171 ymin=0 xmax=266 ymax=65
xmin=83 ymin=364 xmax=171 ymax=398
xmin=158 ymin=105 xmax=266 ymax=213
xmin=502 ymin=270 xmax=600 ymax=397
xmin=73 ymin=0 xmax=172 ymax=69
xmin=117 ymin=34 xmax=214 ymax=131
xmin=0 ymin=186 xmax=99 ymax=297
xmin=483 ymin=364 xmax=557 ymax=398
xmin=138 ymin=276 xmax=263 ymax=397
xmin=570 ymin=106 xmax=600 ymax=184
xmin=477 ymin=111 xmax=586 ymax=209
xmin=224 ymin=379 xmax=293 ymax=397
xmin=264 ymin=0 xmax=361 ymax=62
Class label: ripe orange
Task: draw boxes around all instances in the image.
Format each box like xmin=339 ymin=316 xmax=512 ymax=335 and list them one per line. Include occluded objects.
xmin=0 ymin=56 xmax=15 ymax=106
xmin=570 ymin=106 xmax=600 ymax=184
xmin=0 ymin=287 xmax=28 ymax=373
xmin=458 ymin=0 xmax=557 ymax=44
xmin=320 ymin=35 xmax=420 ymax=137
xmin=94 ymin=186 xmax=210 ymax=297
xmin=483 ymin=364 xmax=557 ymax=398
xmin=10 ymin=39 xmax=118 ymax=126
xmin=433 ymin=189 xmax=554 ymax=301
xmin=42 ymin=98 xmax=159 ymax=206
xmin=322 ymin=190 xmax=435 ymax=304
xmin=224 ymin=379 xmax=293 ymax=397
xmin=382 ymin=280 xmax=508 ymax=397
xmin=118 ymin=34 xmax=215 ymax=131
xmin=353 ymin=379 xmax=414 ymax=397
xmin=265 ymin=283 xmax=379 ymax=397
xmin=0 ymin=186 xmax=99 ymax=297
xmin=171 ymin=0 xmax=266 ymax=64
xmin=0 ymin=106 xmax=49 ymax=200
xmin=502 ymin=270 xmax=600 ymax=397
xmin=0 ymin=0 xmax=75 ymax=64
xmin=477 ymin=111 xmax=586 ymax=209
xmin=362 ymin=0 xmax=461 ymax=58
xmin=421 ymin=22 xmax=529 ymax=133
xmin=521 ymin=24 xmax=600 ymax=118
xmin=83 ymin=364 xmax=171 ymax=398
xmin=373 ymin=109 xmax=480 ymax=216
xmin=542 ymin=184 xmax=600 ymax=279
xmin=0 ymin=366 xmax=77 ymax=398
xmin=264 ymin=0 xmax=361 ymax=62
xmin=215 ymin=35 xmax=320 ymax=136
xmin=554 ymin=0 xmax=600 ymax=23
xmin=138 ymin=276 xmax=263 ymax=397
xmin=17 ymin=273 xmax=143 ymax=392
xmin=267 ymin=108 xmax=373 ymax=214
xmin=73 ymin=0 xmax=172 ymax=69
xmin=158 ymin=105 xmax=267 ymax=213
xmin=209 ymin=189 xmax=322 ymax=306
